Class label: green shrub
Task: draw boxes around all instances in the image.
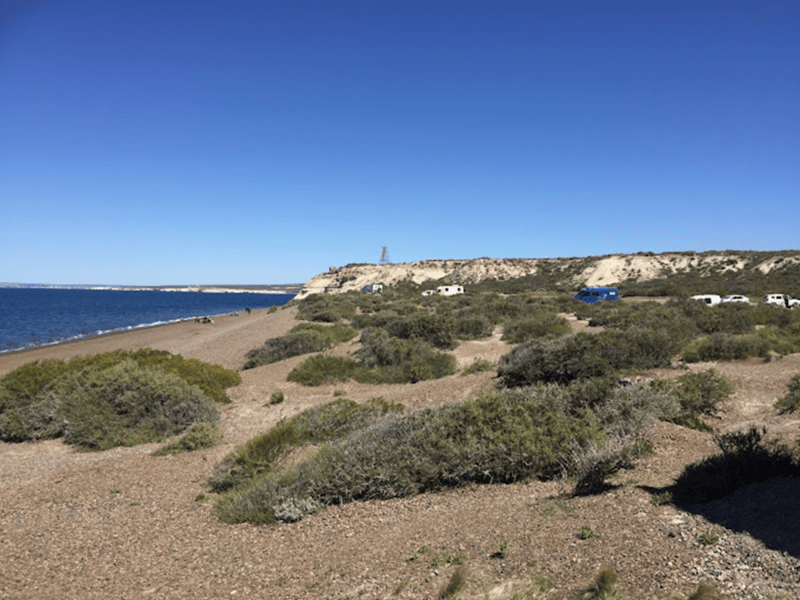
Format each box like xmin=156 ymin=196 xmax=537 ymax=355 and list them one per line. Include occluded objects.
xmin=438 ymin=565 xmax=468 ymax=600
xmin=62 ymin=349 xmax=241 ymax=404
xmin=215 ymin=380 xmax=680 ymax=524
xmin=243 ymin=323 xmax=357 ymax=369
xmin=127 ymin=350 xmax=241 ymax=404
xmin=501 ymin=312 xmax=571 ymax=343
xmin=284 ymin=328 xmax=457 ymax=386
xmin=152 ymin=422 xmax=222 ymax=456
xmin=652 ymin=370 xmax=732 ymax=431
xmin=674 ymin=370 xmax=732 ymax=415
xmin=295 ymin=292 xmax=358 ymax=322
xmin=287 ymin=355 xmax=361 ymax=386
xmin=498 ymin=334 xmax=609 ymax=387
xmin=671 ymin=427 xmax=800 ymax=506
xmin=209 ymin=397 xmax=403 ymax=493
xmin=682 ymin=325 xmax=800 ymax=363
xmin=698 ymin=532 xmax=719 ymax=546
xmin=775 ymin=374 xmax=800 ymax=413
xmin=384 ymin=312 xmax=457 ymax=349
xmin=682 ymin=332 xmax=769 ymax=362
xmin=597 ymin=326 xmax=685 ymax=371
xmin=270 ymin=391 xmax=285 ymax=404
xmin=215 ymin=387 xmax=613 ymax=524
xmin=461 ymin=358 xmax=494 ymax=376
xmin=209 ymin=419 xmax=300 ymax=493
xmin=454 ymin=313 xmax=494 ymax=340
xmin=56 ymin=359 xmax=219 ymax=451
xmin=0 ymin=350 xmax=233 ymax=443
xmin=681 ymin=301 xmax=755 ymax=334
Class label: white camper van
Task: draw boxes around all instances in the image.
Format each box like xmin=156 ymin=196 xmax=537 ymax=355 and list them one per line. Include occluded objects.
xmin=436 ymin=285 xmax=464 ymax=296
xmin=690 ymin=294 xmax=721 ymax=306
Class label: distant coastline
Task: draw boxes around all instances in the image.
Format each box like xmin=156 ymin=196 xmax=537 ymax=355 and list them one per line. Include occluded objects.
xmin=0 ymin=283 xmax=304 ymax=295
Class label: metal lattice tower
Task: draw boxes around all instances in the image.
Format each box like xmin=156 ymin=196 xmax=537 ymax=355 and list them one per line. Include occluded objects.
xmin=379 ymin=246 xmax=391 ymax=265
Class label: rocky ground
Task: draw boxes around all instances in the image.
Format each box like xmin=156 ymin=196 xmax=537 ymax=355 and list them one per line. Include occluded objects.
xmin=1 ymin=306 xmax=798 ymax=600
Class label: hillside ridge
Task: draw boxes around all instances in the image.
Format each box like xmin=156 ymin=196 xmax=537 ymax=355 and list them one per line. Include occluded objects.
xmin=297 ymin=250 xmax=800 ymax=298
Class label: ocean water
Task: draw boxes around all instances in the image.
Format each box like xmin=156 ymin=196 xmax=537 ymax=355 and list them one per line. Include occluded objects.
xmin=0 ymin=287 xmax=295 ymax=353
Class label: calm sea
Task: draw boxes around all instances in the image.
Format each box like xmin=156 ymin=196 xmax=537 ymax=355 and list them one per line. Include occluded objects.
xmin=0 ymin=287 xmax=295 ymax=353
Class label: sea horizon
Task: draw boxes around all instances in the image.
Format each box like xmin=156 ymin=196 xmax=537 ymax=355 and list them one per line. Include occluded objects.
xmin=0 ymin=287 xmax=296 ymax=354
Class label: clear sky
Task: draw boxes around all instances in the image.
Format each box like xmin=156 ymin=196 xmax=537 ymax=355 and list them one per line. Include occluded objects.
xmin=1 ymin=0 xmax=798 ymax=285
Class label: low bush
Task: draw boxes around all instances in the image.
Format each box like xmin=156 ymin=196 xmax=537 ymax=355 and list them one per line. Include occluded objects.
xmin=651 ymin=370 xmax=732 ymax=431
xmin=501 ymin=312 xmax=571 ymax=343
xmin=497 ymin=334 xmax=609 ymax=387
xmin=384 ymin=312 xmax=457 ymax=349
xmin=572 ymin=567 xmax=619 ymax=600
xmin=287 ymin=329 xmax=458 ymax=386
xmin=0 ymin=350 xmax=234 ymax=444
xmin=461 ymin=358 xmax=494 ymax=376
xmin=214 ymin=383 xmax=678 ymax=525
xmin=57 ymin=359 xmax=219 ymax=451
xmin=209 ymin=398 xmax=403 ymax=492
xmin=681 ymin=332 xmax=769 ymax=362
xmin=295 ymin=292 xmax=359 ymax=322
xmin=214 ymin=390 xmax=603 ymax=523
xmin=673 ymin=370 xmax=732 ymax=415
xmin=287 ymin=355 xmax=362 ymax=386
xmin=570 ymin=436 xmax=653 ymax=496
xmin=775 ymin=374 xmax=800 ymax=413
xmin=153 ymin=422 xmax=222 ymax=456
xmin=243 ymin=323 xmax=357 ymax=369
xmin=670 ymin=427 xmax=800 ymax=506
xmin=597 ymin=326 xmax=685 ymax=371
xmin=498 ymin=322 xmax=687 ymax=389
xmin=454 ymin=313 xmax=494 ymax=340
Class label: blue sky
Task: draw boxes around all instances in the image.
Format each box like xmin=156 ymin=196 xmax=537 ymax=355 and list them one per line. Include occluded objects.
xmin=1 ymin=0 xmax=798 ymax=285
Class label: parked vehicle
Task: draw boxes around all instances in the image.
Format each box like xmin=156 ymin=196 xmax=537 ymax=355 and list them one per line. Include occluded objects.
xmin=761 ymin=294 xmax=799 ymax=308
xmin=362 ymin=284 xmax=383 ymax=294
xmin=721 ymin=295 xmax=750 ymax=304
xmin=691 ymin=294 xmax=721 ymax=306
xmin=436 ymin=285 xmax=464 ymax=296
xmin=574 ymin=287 xmax=619 ymax=303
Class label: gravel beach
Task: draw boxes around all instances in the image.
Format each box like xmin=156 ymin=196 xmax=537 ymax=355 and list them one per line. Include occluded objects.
xmin=1 ymin=306 xmax=798 ymax=600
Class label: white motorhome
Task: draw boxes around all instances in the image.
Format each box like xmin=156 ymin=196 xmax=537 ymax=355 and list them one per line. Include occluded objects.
xmin=436 ymin=285 xmax=464 ymax=296
xmin=690 ymin=294 xmax=721 ymax=306
xmin=761 ymin=294 xmax=799 ymax=308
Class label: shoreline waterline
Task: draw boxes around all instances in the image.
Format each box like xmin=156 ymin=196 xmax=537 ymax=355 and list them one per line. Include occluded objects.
xmin=0 ymin=311 xmax=233 ymax=356
xmin=0 ymin=305 xmax=293 ymax=375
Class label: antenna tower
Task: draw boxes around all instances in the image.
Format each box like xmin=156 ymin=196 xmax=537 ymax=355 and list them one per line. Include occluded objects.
xmin=379 ymin=246 xmax=391 ymax=265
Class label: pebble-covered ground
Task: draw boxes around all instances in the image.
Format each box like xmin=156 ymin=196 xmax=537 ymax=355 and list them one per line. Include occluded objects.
xmin=1 ymin=307 xmax=798 ymax=599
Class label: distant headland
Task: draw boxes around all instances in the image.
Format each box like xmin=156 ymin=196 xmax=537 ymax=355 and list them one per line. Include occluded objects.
xmin=0 ymin=283 xmax=305 ymax=294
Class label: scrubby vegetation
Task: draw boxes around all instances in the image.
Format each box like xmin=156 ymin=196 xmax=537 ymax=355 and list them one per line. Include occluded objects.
xmin=287 ymin=328 xmax=457 ymax=386
xmin=775 ymin=374 xmax=800 ymax=414
xmin=208 ymin=397 xmax=404 ymax=493
xmin=152 ymin=422 xmax=222 ymax=456
xmin=0 ymin=349 xmax=236 ymax=449
xmin=652 ymin=370 xmax=733 ymax=432
xmin=243 ymin=322 xmax=357 ymax=369
xmin=214 ymin=282 xmax=800 ymax=525
xmin=213 ymin=382 xmax=680 ymax=524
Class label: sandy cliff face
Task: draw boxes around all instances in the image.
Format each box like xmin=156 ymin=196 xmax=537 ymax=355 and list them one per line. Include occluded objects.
xmin=296 ymin=251 xmax=800 ymax=298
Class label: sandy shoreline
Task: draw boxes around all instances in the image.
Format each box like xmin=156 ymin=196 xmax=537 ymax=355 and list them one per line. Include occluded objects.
xmin=0 ymin=306 xmax=299 ymax=375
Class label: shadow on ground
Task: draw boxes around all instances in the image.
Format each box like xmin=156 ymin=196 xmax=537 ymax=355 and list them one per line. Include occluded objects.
xmin=642 ymin=476 xmax=800 ymax=558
